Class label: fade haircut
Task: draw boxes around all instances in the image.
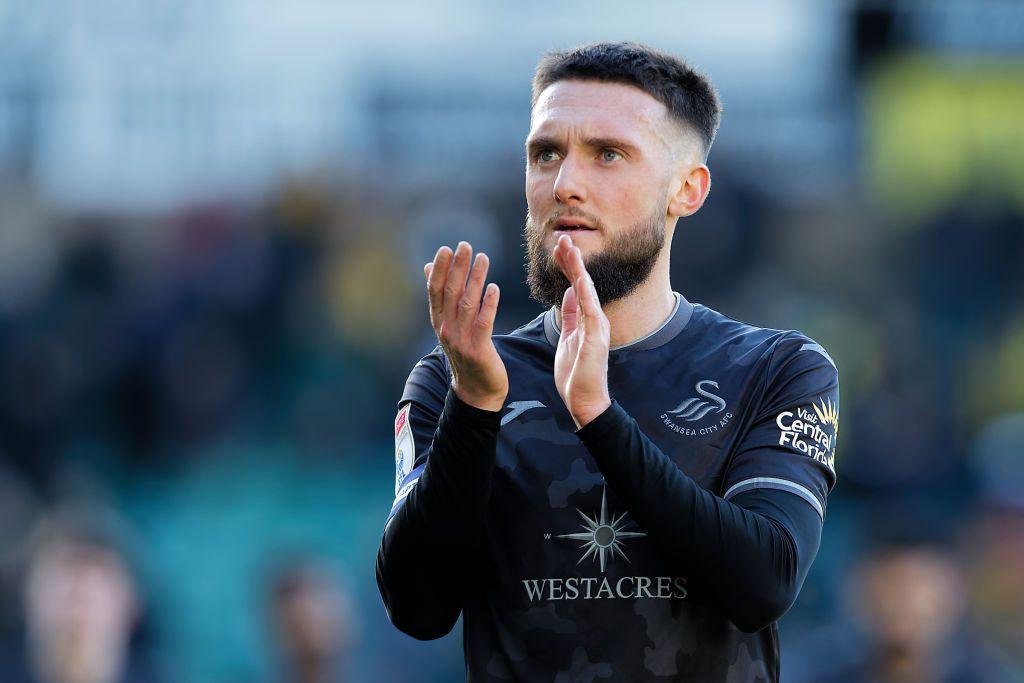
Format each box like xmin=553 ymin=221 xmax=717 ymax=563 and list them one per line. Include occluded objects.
xmin=532 ymin=42 xmax=722 ymax=161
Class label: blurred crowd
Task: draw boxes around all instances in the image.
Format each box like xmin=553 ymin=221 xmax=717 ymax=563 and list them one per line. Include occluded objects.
xmin=0 ymin=3 xmax=1023 ymax=681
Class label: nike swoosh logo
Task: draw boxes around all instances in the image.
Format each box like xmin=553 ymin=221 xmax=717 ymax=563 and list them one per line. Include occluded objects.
xmin=501 ymin=400 xmax=546 ymax=426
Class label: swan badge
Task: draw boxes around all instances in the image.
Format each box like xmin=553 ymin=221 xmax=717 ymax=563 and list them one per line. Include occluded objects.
xmin=667 ymin=380 xmax=727 ymax=422
xmin=661 ymin=380 xmax=733 ymax=437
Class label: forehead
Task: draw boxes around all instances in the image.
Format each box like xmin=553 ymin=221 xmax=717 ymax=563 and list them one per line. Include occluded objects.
xmin=529 ymin=80 xmax=670 ymax=145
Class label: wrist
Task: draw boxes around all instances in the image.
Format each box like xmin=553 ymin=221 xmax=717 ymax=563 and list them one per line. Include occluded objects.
xmin=571 ymin=398 xmax=613 ymax=429
xmin=452 ymin=382 xmax=506 ymax=412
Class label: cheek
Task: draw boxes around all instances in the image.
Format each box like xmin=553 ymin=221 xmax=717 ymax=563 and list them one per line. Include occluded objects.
xmin=525 ymin=173 xmax=551 ymax=210
xmin=603 ymin=172 xmax=657 ymax=218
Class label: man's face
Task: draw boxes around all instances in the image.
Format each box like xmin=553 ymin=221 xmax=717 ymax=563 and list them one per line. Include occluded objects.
xmin=524 ymin=79 xmax=679 ymax=308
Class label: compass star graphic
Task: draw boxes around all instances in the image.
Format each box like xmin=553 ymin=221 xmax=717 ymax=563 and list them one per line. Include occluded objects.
xmin=557 ymin=487 xmax=647 ymax=573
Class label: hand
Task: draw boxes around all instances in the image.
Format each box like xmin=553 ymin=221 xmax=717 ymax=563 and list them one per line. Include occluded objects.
xmin=552 ymin=235 xmax=612 ymax=429
xmin=425 ymin=241 xmax=508 ymax=412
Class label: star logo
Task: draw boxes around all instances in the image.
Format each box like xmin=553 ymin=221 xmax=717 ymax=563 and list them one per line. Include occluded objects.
xmin=557 ymin=487 xmax=646 ymax=573
xmin=812 ymin=396 xmax=839 ymax=435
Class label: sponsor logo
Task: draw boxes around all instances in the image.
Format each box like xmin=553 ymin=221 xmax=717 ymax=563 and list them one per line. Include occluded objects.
xmin=522 ymin=575 xmax=687 ymax=602
xmin=661 ymin=380 xmax=732 ymax=437
xmin=523 ymin=488 xmax=687 ymax=603
xmin=556 ymin=487 xmax=646 ymax=573
xmin=776 ymin=396 xmax=838 ymax=470
xmin=501 ymin=400 xmax=546 ymax=426
xmin=394 ymin=404 xmax=415 ymax=494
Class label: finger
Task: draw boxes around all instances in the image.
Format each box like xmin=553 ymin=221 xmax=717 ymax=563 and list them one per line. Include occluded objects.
xmin=560 ymin=281 xmax=579 ymax=337
xmin=566 ymin=244 xmax=589 ymax=287
xmin=424 ymin=262 xmax=432 ymax=280
xmin=458 ymin=252 xmax=490 ymax=327
xmin=553 ymin=234 xmax=574 ymax=279
xmin=442 ymin=241 xmax=473 ymax=322
xmin=576 ymin=272 xmax=603 ymax=326
xmin=472 ymin=282 xmax=500 ymax=342
xmin=427 ymin=247 xmax=452 ymax=329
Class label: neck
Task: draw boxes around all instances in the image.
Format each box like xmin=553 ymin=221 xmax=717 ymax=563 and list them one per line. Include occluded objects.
xmin=554 ymin=257 xmax=676 ymax=348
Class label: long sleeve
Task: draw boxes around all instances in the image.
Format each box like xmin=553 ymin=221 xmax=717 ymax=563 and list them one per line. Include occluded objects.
xmin=576 ymin=401 xmax=822 ymax=633
xmin=376 ymin=387 xmax=501 ymax=640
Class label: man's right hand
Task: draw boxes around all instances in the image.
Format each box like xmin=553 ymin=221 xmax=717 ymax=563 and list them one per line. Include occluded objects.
xmin=425 ymin=242 xmax=508 ymax=412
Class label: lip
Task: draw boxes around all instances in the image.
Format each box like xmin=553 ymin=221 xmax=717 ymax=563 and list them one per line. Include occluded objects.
xmin=552 ymin=217 xmax=597 ymax=232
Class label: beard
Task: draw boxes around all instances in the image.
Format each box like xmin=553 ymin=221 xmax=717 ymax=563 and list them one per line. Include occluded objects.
xmin=524 ymin=206 xmax=666 ymax=309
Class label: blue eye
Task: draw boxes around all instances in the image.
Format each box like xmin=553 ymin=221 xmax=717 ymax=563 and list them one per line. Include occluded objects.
xmin=601 ymin=149 xmax=621 ymax=163
xmin=538 ymin=149 xmax=558 ymax=163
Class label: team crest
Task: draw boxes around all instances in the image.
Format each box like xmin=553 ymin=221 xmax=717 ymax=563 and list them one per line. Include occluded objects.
xmin=661 ymin=380 xmax=732 ymax=437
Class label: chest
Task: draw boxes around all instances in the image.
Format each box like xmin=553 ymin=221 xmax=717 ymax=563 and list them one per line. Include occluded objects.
xmin=494 ymin=352 xmax=751 ymax=498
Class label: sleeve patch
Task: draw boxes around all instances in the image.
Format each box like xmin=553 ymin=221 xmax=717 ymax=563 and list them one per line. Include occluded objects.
xmin=394 ymin=403 xmax=415 ymax=494
xmin=775 ymin=396 xmax=838 ymax=471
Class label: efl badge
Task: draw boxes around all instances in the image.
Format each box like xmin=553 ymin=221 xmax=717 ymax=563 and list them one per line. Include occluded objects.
xmin=394 ymin=404 xmax=415 ymax=494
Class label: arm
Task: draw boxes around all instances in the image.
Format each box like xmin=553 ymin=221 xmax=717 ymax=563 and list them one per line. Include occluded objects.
xmin=376 ymin=390 xmax=500 ymax=640
xmin=549 ymin=237 xmax=837 ymax=632
xmin=576 ymin=401 xmax=824 ymax=633
xmin=375 ymin=241 xmax=508 ymax=640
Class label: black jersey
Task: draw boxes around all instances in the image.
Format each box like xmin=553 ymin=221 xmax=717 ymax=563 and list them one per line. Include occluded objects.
xmin=379 ymin=293 xmax=839 ymax=681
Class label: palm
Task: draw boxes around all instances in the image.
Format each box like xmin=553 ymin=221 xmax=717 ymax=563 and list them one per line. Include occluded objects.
xmin=554 ymin=321 xmax=581 ymax=403
xmin=551 ymin=236 xmax=611 ymax=428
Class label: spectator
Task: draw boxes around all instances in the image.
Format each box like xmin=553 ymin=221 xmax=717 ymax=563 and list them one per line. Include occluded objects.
xmin=268 ymin=561 xmax=357 ymax=683
xmin=7 ymin=507 xmax=162 ymax=683
xmin=809 ymin=533 xmax=1014 ymax=683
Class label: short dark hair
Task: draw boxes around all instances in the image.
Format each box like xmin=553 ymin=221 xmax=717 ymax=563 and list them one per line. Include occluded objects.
xmin=532 ymin=42 xmax=722 ymax=160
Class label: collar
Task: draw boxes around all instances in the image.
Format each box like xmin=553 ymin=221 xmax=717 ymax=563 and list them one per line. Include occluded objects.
xmin=542 ymin=291 xmax=695 ymax=352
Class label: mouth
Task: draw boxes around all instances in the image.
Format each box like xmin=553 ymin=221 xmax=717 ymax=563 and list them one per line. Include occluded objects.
xmin=552 ymin=219 xmax=598 ymax=234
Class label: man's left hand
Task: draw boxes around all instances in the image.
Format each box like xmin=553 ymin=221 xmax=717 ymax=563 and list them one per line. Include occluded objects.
xmin=552 ymin=235 xmax=612 ymax=429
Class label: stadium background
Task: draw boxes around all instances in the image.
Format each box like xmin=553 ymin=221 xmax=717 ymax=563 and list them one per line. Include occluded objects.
xmin=0 ymin=1 xmax=1022 ymax=681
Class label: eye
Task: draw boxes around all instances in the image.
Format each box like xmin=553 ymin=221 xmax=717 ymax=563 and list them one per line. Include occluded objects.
xmin=537 ymin=149 xmax=559 ymax=164
xmin=601 ymin=149 xmax=622 ymax=163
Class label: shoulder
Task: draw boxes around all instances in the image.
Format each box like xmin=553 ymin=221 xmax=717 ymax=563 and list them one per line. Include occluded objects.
xmin=688 ymin=305 xmax=838 ymax=412
xmin=693 ymin=304 xmax=836 ymax=375
xmin=496 ymin=309 xmax=549 ymax=347
xmin=493 ymin=309 xmax=556 ymax=361
xmin=399 ymin=345 xmax=450 ymax=413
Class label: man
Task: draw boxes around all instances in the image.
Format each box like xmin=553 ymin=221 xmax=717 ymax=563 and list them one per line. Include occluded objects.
xmin=809 ymin=537 xmax=1014 ymax=683
xmin=267 ymin=560 xmax=356 ymax=683
xmin=376 ymin=42 xmax=838 ymax=681
xmin=6 ymin=508 xmax=164 ymax=683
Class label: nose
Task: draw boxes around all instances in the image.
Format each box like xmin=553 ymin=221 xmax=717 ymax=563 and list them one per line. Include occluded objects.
xmin=552 ymin=154 xmax=587 ymax=205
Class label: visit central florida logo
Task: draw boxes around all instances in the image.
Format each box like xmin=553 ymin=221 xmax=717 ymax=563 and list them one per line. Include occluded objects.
xmin=776 ymin=396 xmax=838 ymax=470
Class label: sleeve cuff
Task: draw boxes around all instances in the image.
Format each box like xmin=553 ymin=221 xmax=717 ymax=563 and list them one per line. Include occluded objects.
xmin=443 ymin=388 xmax=503 ymax=429
xmin=575 ymin=400 xmax=631 ymax=444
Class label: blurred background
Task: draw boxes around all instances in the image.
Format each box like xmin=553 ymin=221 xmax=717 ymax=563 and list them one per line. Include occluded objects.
xmin=0 ymin=0 xmax=1021 ymax=681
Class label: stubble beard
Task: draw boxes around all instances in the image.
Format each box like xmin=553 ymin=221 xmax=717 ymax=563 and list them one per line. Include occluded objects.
xmin=524 ymin=207 xmax=666 ymax=309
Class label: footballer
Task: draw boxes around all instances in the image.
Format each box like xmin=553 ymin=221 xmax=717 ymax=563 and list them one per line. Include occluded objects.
xmin=377 ymin=42 xmax=839 ymax=682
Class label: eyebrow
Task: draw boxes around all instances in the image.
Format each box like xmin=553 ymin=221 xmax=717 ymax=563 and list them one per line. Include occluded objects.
xmin=525 ymin=135 xmax=641 ymax=157
xmin=525 ymin=136 xmax=562 ymax=156
xmin=583 ymin=137 xmax=641 ymax=156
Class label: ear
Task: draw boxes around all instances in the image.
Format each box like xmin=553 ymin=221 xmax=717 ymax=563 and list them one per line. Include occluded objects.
xmin=668 ymin=164 xmax=711 ymax=218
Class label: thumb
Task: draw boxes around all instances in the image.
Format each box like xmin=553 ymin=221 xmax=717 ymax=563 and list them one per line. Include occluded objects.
xmin=560 ymin=285 xmax=579 ymax=338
